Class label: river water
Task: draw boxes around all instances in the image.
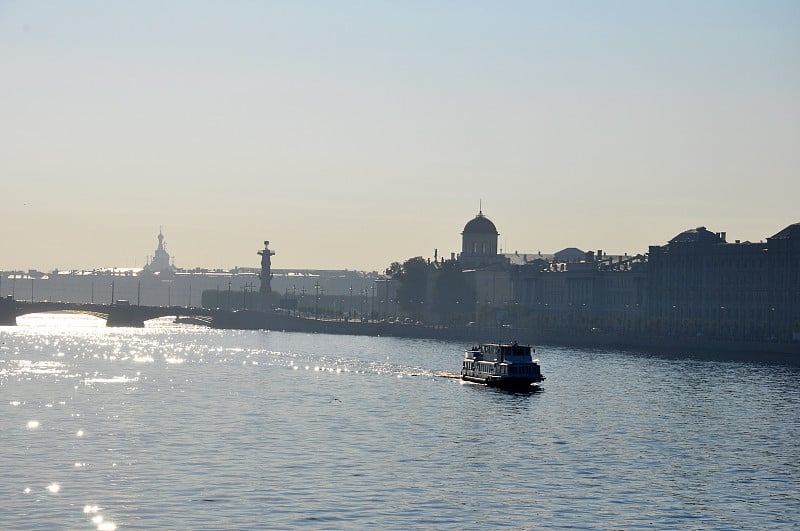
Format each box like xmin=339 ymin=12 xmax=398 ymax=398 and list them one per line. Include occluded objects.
xmin=2 ymin=314 xmax=798 ymax=530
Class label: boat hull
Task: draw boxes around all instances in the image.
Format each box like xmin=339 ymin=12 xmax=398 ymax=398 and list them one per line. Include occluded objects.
xmin=460 ymin=373 xmax=544 ymax=390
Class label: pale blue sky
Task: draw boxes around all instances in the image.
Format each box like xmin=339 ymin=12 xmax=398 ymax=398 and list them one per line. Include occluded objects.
xmin=2 ymin=1 xmax=798 ymax=271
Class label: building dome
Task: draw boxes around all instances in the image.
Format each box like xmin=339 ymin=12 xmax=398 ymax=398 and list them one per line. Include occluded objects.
xmin=460 ymin=211 xmax=501 ymax=268
xmin=669 ymin=226 xmax=722 ymax=245
xmin=462 ymin=212 xmax=498 ymax=235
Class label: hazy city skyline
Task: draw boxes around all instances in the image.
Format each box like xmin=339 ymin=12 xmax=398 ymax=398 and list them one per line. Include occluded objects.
xmin=2 ymin=2 xmax=798 ymax=272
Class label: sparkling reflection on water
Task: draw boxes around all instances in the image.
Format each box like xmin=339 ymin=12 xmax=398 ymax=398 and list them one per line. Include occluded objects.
xmin=1 ymin=313 xmax=799 ymax=530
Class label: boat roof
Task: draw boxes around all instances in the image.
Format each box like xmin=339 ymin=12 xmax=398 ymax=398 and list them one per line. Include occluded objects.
xmin=473 ymin=342 xmax=531 ymax=347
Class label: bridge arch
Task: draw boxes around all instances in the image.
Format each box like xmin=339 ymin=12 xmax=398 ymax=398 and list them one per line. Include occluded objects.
xmin=1 ymin=301 xmax=218 ymax=328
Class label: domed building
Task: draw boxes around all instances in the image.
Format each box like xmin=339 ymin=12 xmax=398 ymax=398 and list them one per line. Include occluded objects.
xmin=143 ymin=228 xmax=175 ymax=276
xmin=668 ymin=226 xmax=725 ymax=245
xmin=455 ymin=210 xmax=513 ymax=325
xmin=460 ymin=210 xmax=505 ymax=270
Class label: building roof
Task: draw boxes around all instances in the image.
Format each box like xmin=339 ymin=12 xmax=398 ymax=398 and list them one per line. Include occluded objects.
xmin=770 ymin=222 xmax=800 ymax=240
xmin=504 ymin=252 xmax=554 ymax=266
xmin=462 ymin=212 xmax=498 ymax=235
xmin=554 ymin=247 xmax=585 ymax=261
xmin=669 ymin=226 xmax=722 ymax=245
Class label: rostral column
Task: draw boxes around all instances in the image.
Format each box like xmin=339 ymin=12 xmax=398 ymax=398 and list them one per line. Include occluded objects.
xmin=258 ymin=241 xmax=275 ymax=310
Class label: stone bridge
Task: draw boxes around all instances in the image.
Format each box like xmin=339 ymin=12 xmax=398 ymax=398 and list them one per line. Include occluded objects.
xmin=0 ymin=298 xmax=220 ymax=328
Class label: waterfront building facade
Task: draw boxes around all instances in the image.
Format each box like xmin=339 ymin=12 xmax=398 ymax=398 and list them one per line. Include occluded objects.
xmin=423 ymin=212 xmax=798 ymax=343
xmin=648 ymin=224 xmax=800 ymax=341
xmin=508 ymin=250 xmax=647 ymax=333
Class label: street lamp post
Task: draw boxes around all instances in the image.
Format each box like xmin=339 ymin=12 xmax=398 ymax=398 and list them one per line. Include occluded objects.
xmin=314 ymin=281 xmax=320 ymax=319
xmin=300 ymin=286 xmax=306 ymax=316
xmin=770 ymin=307 xmax=776 ymax=340
xmin=671 ymin=305 xmax=678 ymax=336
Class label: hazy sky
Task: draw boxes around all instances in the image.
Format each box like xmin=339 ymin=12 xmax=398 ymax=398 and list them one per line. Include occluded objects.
xmin=2 ymin=1 xmax=798 ymax=272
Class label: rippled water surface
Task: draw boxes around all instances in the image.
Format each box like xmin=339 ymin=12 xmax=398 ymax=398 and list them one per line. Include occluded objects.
xmin=2 ymin=314 xmax=799 ymax=529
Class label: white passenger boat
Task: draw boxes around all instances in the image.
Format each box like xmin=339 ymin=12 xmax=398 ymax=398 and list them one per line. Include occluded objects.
xmin=461 ymin=342 xmax=545 ymax=390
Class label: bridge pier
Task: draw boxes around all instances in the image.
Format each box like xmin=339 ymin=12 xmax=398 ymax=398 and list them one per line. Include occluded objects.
xmin=106 ymin=310 xmax=146 ymax=328
xmin=0 ymin=297 xmax=17 ymax=326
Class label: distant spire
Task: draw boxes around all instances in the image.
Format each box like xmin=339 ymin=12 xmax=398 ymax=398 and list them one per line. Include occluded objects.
xmin=145 ymin=227 xmax=173 ymax=273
